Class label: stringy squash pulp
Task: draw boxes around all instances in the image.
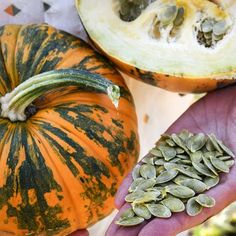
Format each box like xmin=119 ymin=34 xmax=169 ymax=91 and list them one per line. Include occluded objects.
xmin=76 ymin=0 xmax=236 ymax=92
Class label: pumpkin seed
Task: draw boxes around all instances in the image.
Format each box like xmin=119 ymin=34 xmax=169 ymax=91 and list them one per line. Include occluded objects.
xmin=137 ymin=178 xmax=157 ymax=191
xmin=150 ymin=148 xmax=163 ymax=157
xmin=115 ymin=216 xmax=145 ymax=226
xmin=170 ymin=157 xmax=182 ymax=163
xmin=213 ymin=20 xmax=228 ymax=36
xmin=156 ymin=165 xmax=165 ymax=175
xmin=119 ymin=208 xmax=135 ymax=219
xmin=171 ymin=133 xmax=190 ymax=154
xmin=158 ymin=5 xmax=178 ymax=26
xmin=119 ymin=0 xmax=150 ymax=22
xmin=156 ymin=169 xmax=179 ymax=184
xmin=176 ymin=147 xmax=185 ymax=154
xmin=178 ymin=179 xmax=208 ymax=193
xmin=195 ymin=194 xmax=215 ymax=208
xmin=166 ymin=139 xmax=176 ymax=147
xmin=140 ymin=164 xmax=157 ymax=179
xmin=133 ymin=191 xmax=161 ymax=204
xmin=174 ymin=174 xmax=192 ymax=183
xmin=204 ymin=32 xmax=212 ymax=39
xmin=132 ymin=204 xmax=152 ymax=220
xmin=202 ymin=155 xmax=218 ymax=176
xmin=201 ymin=19 xmax=213 ymax=33
xmin=177 ymin=166 xmax=202 ymax=180
xmin=206 ymin=138 xmax=215 ymax=151
xmin=159 ymin=145 xmax=177 ymax=161
xmin=204 ymin=151 xmax=220 ymax=159
xmin=213 ymin=33 xmax=224 ymax=41
xmin=129 ymin=178 xmax=146 ymax=192
xmin=146 ymin=203 xmax=172 ymax=218
xmin=161 ymin=133 xmax=171 ymax=139
xmin=208 ymin=134 xmax=223 ymax=154
xmin=179 ymin=159 xmax=192 ymax=165
xmin=186 ymin=197 xmax=203 ymax=216
xmin=164 ymin=162 xmax=179 ymax=170
xmin=155 ymin=159 xmax=166 ymax=165
xmin=204 ymin=176 xmax=220 ymax=189
xmin=162 ymin=196 xmax=185 ymax=212
xmin=125 ymin=190 xmax=145 ymax=202
xmin=173 ymin=7 xmax=184 ymax=26
xmin=142 ymin=156 xmax=155 ymax=165
xmin=219 ymin=156 xmax=232 ymax=161
xmin=225 ymin=159 xmax=235 ymax=168
xmin=177 ymin=154 xmax=189 ymax=159
xmin=215 ymin=139 xmax=235 ymax=157
xmin=132 ymin=164 xmax=141 ymax=180
xmin=166 ymin=185 xmax=195 ymax=198
xmin=186 ymin=133 xmax=206 ymax=152
xmin=210 ymin=156 xmax=230 ymax=173
xmin=190 ymin=151 xmax=203 ymax=163
xmin=192 ymin=161 xmax=216 ymax=178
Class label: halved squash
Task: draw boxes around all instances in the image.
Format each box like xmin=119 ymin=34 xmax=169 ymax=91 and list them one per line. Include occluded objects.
xmin=76 ymin=0 xmax=236 ymax=93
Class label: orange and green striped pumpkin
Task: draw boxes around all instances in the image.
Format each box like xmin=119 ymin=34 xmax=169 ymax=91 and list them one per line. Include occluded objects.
xmin=0 ymin=24 xmax=139 ymax=235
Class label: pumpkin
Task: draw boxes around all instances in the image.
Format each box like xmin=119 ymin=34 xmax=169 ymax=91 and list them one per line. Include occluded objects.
xmin=76 ymin=0 xmax=236 ymax=93
xmin=0 ymin=24 xmax=139 ymax=235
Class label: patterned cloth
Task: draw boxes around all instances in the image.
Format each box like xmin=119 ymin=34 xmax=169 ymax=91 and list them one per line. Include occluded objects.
xmin=0 ymin=0 xmax=87 ymax=40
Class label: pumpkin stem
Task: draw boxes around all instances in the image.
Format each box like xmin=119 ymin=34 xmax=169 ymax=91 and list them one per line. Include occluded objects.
xmin=0 ymin=69 xmax=120 ymax=122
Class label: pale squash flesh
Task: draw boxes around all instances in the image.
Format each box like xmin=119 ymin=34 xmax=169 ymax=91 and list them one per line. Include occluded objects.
xmin=76 ymin=0 xmax=236 ymax=92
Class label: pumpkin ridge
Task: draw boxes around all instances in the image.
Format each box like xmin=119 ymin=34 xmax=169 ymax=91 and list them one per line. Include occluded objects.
xmin=11 ymin=25 xmax=21 ymax=89
xmin=0 ymin=25 xmax=21 ymax=92
xmin=30 ymin=109 xmax=115 ymax=174
xmin=26 ymin=124 xmax=79 ymax=229
xmin=0 ymin=43 xmax=11 ymax=95
xmin=36 ymin=122 xmax=116 ymax=226
xmin=53 ymin=104 xmax=128 ymax=173
xmin=14 ymin=24 xmax=55 ymax=83
xmin=3 ymin=124 xmax=71 ymax=234
xmin=37 ymin=120 xmax=111 ymax=179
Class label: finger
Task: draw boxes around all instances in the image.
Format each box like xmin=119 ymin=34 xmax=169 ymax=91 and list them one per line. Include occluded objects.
xmin=68 ymin=229 xmax=89 ymax=236
xmin=115 ymin=173 xmax=133 ymax=209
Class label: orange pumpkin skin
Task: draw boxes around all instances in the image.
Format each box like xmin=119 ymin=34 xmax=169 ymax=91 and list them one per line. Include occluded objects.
xmin=94 ymin=44 xmax=236 ymax=93
xmin=0 ymin=24 xmax=139 ymax=235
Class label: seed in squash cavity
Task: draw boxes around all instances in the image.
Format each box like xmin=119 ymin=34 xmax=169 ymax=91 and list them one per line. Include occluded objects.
xmin=173 ymin=7 xmax=185 ymax=26
xmin=213 ymin=20 xmax=228 ymax=36
xmin=158 ymin=5 xmax=178 ymax=26
xmin=201 ymin=19 xmax=213 ymax=33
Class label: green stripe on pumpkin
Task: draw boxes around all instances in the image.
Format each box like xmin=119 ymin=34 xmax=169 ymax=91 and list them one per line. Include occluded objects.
xmin=0 ymin=42 xmax=11 ymax=94
xmin=0 ymin=123 xmax=70 ymax=233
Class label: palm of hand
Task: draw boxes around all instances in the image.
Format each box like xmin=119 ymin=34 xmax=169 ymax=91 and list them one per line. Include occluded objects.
xmin=106 ymin=85 xmax=236 ymax=236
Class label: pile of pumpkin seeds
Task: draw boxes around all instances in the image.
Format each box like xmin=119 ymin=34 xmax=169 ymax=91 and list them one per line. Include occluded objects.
xmin=196 ymin=18 xmax=229 ymax=48
xmin=116 ymin=130 xmax=235 ymax=226
xmin=152 ymin=4 xmax=185 ymax=40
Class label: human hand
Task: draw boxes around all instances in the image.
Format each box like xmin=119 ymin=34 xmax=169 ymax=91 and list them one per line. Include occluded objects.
xmin=106 ymin=85 xmax=236 ymax=236
xmin=68 ymin=229 xmax=89 ymax=236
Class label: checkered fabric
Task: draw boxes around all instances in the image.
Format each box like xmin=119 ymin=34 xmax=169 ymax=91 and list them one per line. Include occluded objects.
xmin=0 ymin=0 xmax=86 ymax=39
